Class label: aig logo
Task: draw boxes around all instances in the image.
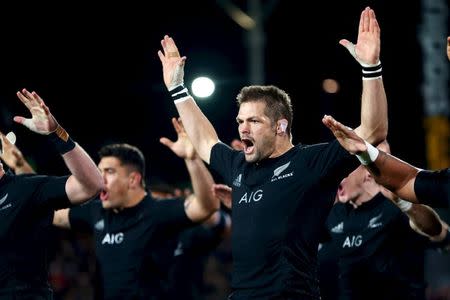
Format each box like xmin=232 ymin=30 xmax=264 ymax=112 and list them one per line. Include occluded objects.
xmin=102 ymin=233 xmax=124 ymax=245
xmin=342 ymin=235 xmax=362 ymax=248
xmin=238 ymin=190 xmax=263 ymax=204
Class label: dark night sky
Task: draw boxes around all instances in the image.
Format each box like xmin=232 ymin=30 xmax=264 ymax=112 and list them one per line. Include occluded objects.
xmin=0 ymin=1 xmax=439 ymax=186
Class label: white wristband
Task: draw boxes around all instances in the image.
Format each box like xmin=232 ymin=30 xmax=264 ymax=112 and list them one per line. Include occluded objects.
xmin=356 ymin=141 xmax=379 ymax=165
xmin=397 ymin=199 xmax=413 ymax=212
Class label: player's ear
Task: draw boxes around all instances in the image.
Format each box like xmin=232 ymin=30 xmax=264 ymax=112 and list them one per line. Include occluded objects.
xmin=277 ymin=119 xmax=288 ymax=135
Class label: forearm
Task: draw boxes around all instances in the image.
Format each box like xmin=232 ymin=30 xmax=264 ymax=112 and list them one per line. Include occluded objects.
xmin=175 ymin=99 xmax=219 ymax=164
xmin=366 ymin=151 xmax=420 ymax=202
xmin=14 ymin=160 xmax=35 ymax=175
xmin=355 ymin=79 xmax=388 ymax=144
xmin=405 ymin=203 xmax=443 ymax=237
xmin=63 ymin=144 xmax=104 ymax=204
xmin=185 ymin=157 xmax=219 ymax=220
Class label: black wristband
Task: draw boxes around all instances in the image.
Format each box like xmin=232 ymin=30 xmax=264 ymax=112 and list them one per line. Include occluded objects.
xmin=48 ymin=125 xmax=76 ymax=154
xmin=170 ymin=84 xmax=191 ymax=102
xmin=362 ymin=62 xmax=382 ymax=80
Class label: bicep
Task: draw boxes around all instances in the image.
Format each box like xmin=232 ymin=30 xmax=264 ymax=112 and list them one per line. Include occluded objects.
xmin=65 ymin=175 xmax=99 ymax=205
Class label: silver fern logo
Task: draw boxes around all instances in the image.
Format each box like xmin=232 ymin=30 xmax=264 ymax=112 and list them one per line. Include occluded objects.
xmin=94 ymin=219 xmax=105 ymax=231
xmin=271 ymin=162 xmax=293 ymax=182
xmin=0 ymin=194 xmax=8 ymax=206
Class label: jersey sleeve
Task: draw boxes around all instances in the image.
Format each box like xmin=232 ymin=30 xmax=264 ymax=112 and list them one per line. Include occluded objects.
xmin=414 ymin=169 xmax=449 ymax=208
xmin=25 ymin=174 xmax=72 ymax=210
xmin=69 ymin=199 xmax=98 ymax=232
xmin=300 ymin=140 xmax=360 ymax=183
xmin=209 ymin=142 xmax=243 ymax=185
xmin=153 ymin=198 xmax=195 ymax=237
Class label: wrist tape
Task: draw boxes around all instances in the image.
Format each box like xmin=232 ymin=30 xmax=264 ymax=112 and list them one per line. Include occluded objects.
xmin=362 ymin=61 xmax=382 ymax=80
xmin=48 ymin=125 xmax=75 ymax=154
xmin=356 ymin=140 xmax=379 ymax=165
xmin=396 ymin=199 xmax=413 ymax=212
xmin=170 ymin=84 xmax=191 ymax=104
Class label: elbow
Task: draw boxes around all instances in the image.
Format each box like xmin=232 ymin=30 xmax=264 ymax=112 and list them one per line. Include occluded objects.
xmin=86 ymin=178 xmax=105 ymax=198
xmin=205 ymin=195 xmax=221 ymax=216
xmin=366 ymin=125 xmax=388 ymax=146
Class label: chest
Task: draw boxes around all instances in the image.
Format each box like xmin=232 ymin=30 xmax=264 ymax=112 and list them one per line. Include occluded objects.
xmin=93 ymin=212 xmax=158 ymax=255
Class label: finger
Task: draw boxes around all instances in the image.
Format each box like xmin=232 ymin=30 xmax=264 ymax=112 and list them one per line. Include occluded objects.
xmin=0 ymin=131 xmax=8 ymax=146
xmin=216 ymin=184 xmax=232 ymax=191
xmin=40 ymin=101 xmax=51 ymax=116
xmin=157 ymin=50 xmax=165 ymax=62
xmin=171 ymin=117 xmax=183 ymax=134
xmin=32 ymin=91 xmax=46 ymax=107
xmin=372 ymin=18 xmax=380 ymax=35
xmin=13 ymin=116 xmax=26 ymax=125
xmin=166 ymin=36 xmax=179 ymax=53
xmin=358 ymin=9 xmax=364 ymax=35
xmin=12 ymin=149 xmax=22 ymax=160
xmin=5 ymin=132 xmax=15 ymax=145
xmin=369 ymin=10 xmax=379 ymax=34
xmin=161 ymin=37 xmax=168 ymax=54
xmin=177 ymin=117 xmax=186 ymax=132
xmin=231 ymin=139 xmax=244 ymax=151
xmin=159 ymin=137 xmax=174 ymax=148
xmin=22 ymin=89 xmax=38 ymax=106
xmin=339 ymin=40 xmax=356 ymax=58
xmin=363 ymin=7 xmax=370 ymax=32
xmin=0 ymin=136 xmax=4 ymax=152
xmin=16 ymin=91 xmax=32 ymax=109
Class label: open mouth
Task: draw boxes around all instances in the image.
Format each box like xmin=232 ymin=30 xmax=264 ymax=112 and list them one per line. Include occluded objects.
xmin=241 ymin=138 xmax=255 ymax=155
xmin=100 ymin=190 xmax=109 ymax=201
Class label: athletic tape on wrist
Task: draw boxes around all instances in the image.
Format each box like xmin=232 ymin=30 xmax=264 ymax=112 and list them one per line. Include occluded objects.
xmin=48 ymin=125 xmax=76 ymax=154
xmin=170 ymin=83 xmax=192 ymax=104
xmin=396 ymin=199 xmax=413 ymax=212
xmin=356 ymin=140 xmax=379 ymax=165
xmin=362 ymin=61 xmax=382 ymax=80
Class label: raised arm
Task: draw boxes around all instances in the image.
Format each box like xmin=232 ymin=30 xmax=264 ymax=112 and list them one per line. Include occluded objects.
xmin=0 ymin=132 xmax=35 ymax=175
xmin=160 ymin=117 xmax=219 ymax=222
xmin=341 ymin=7 xmax=387 ymax=144
xmin=323 ymin=114 xmax=420 ymax=203
xmin=158 ymin=35 xmax=219 ymax=164
xmin=14 ymin=89 xmax=104 ymax=204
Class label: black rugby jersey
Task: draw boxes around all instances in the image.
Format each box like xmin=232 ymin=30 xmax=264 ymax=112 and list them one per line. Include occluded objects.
xmin=0 ymin=172 xmax=70 ymax=297
xmin=326 ymin=193 xmax=429 ymax=300
xmin=69 ymin=195 xmax=194 ymax=300
xmin=210 ymin=140 xmax=358 ymax=299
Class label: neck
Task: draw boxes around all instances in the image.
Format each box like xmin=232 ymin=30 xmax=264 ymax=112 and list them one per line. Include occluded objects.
xmin=354 ymin=184 xmax=382 ymax=206
xmin=116 ymin=188 xmax=147 ymax=212
xmin=269 ymin=135 xmax=294 ymax=158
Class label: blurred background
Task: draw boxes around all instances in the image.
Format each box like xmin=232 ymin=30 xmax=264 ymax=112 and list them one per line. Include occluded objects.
xmin=0 ymin=0 xmax=448 ymax=299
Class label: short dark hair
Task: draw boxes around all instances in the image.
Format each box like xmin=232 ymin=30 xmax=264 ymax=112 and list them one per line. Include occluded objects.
xmin=98 ymin=143 xmax=146 ymax=187
xmin=236 ymin=85 xmax=293 ymax=134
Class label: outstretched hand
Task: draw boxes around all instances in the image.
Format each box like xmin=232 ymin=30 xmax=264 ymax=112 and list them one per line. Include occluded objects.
xmin=160 ymin=117 xmax=197 ymax=160
xmin=158 ymin=35 xmax=187 ymax=90
xmin=339 ymin=7 xmax=380 ymax=66
xmin=212 ymin=184 xmax=232 ymax=209
xmin=13 ymin=89 xmax=58 ymax=135
xmin=322 ymin=115 xmax=367 ymax=154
